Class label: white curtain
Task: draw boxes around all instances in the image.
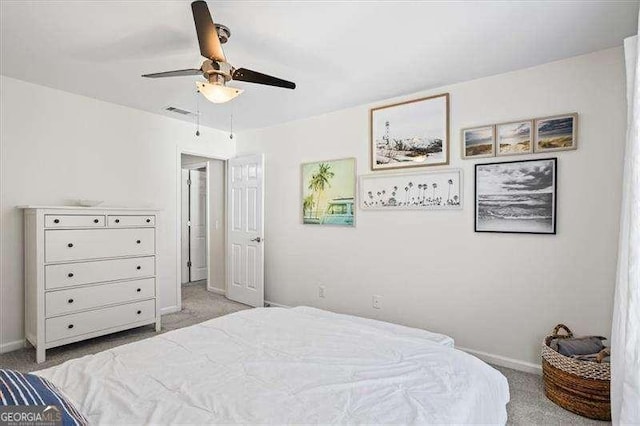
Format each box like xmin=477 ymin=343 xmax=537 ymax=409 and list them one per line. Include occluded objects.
xmin=611 ymin=32 xmax=640 ymax=425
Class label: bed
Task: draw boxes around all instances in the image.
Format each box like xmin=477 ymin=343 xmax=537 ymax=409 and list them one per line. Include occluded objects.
xmin=35 ymin=306 xmax=510 ymax=424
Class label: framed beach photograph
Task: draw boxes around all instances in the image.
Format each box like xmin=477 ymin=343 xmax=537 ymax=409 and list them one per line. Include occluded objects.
xmin=475 ymin=158 xmax=557 ymax=234
xmin=360 ymin=169 xmax=462 ymax=210
xmin=496 ymin=120 xmax=533 ymax=156
xmin=370 ymin=93 xmax=449 ymax=170
xmin=534 ymin=113 xmax=578 ymax=152
xmin=461 ymin=125 xmax=495 ymax=159
xmin=301 ymin=158 xmax=356 ymax=226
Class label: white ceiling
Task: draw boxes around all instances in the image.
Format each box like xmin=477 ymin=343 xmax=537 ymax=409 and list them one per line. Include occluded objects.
xmin=1 ymin=1 xmax=638 ymax=131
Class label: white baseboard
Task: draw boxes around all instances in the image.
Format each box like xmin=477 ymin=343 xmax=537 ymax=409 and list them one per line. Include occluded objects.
xmin=0 ymin=339 xmax=25 ymax=354
xmin=458 ymin=346 xmax=542 ymax=375
xmin=160 ymin=305 xmax=180 ymax=315
xmin=264 ymin=300 xmax=291 ymax=308
xmin=207 ymin=287 xmax=225 ymax=295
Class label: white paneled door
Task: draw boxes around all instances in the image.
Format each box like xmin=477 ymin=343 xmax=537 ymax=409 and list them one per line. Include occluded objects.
xmin=189 ymin=170 xmax=208 ymax=282
xmin=226 ymin=155 xmax=264 ymax=307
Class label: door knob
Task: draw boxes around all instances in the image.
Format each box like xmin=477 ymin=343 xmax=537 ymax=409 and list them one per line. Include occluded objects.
xmin=250 ymin=237 xmax=262 ymax=243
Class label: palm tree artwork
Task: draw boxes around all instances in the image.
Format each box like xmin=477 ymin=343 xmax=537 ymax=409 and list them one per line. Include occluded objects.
xmin=361 ymin=172 xmax=461 ymax=210
xmin=308 ymin=163 xmax=335 ymax=218
xmin=302 ymin=158 xmax=356 ymax=226
xmin=303 ymin=195 xmax=315 ymax=219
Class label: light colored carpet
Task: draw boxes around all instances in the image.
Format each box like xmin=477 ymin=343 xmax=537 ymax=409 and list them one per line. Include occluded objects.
xmin=0 ymin=283 xmax=607 ymax=425
xmin=0 ymin=282 xmax=249 ymax=371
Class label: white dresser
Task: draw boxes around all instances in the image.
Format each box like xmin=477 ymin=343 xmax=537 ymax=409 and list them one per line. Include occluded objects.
xmin=20 ymin=206 xmax=161 ymax=363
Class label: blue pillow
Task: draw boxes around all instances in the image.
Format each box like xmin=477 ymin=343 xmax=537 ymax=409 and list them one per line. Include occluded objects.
xmin=0 ymin=369 xmax=87 ymax=426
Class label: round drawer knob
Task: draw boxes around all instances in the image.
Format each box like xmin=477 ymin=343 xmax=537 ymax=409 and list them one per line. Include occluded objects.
xmin=136 ymin=240 xmax=141 ymax=244
xmin=68 ymin=298 xmax=74 ymax=304
xmin=93 ymin=219 xmax=99 ymax=223
xmin=115 ymin=219 xmax=120 ymax=223
xmin=67 ymin=324 xmax=74 ymax=329
xmin=67 ymin=273 xmax=74 ymax=278
xmin=136 ymin=288 xmax=141 ymax=292
xmin=67 ymin=243 xmax=74 ymax=248
xmin=146 ymin=218 xmax=151 ymax=223
xmin=137 ymin=310 xmax=142 ymax=315
xmin=136 ymin=266 xmax=141 ymax=270
xmin=53 ymin=219 xmax=60 ymax=224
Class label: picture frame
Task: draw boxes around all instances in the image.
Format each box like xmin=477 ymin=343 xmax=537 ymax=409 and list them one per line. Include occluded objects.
xmin=496 ymin=120 xmax=533 ymax=156
xmin=301 ymin=157 xmax=356 ymax=227
xmin=475 ymin=158 xmax=557 ymax=234
xmin=534 ymin=113 xmax=578 ymax=153
xmin=461 ymin=125 xmax=495 ymax=159
xmin=370 ymin=93 xmax=449 ymax=171
xmin=360 ymin=169 xmax=462 ymax=210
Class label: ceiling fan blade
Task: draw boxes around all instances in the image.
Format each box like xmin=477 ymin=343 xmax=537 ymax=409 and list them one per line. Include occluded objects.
xmin=191 ymin=1 xmax=225 ymax=62
xmin=232 ymin=68 xmax=296 ymax=90
xmin=141 ymin=69 xmax=203 ymax=78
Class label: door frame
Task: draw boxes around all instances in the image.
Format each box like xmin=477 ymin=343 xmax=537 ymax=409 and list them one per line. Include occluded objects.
xmin=175 ymin=148 xmax=226 ymax=312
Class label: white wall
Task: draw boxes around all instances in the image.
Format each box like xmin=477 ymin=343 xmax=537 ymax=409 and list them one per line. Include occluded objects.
xmin=237 ymin=47 xmax=626 ymax=370
xmin=0 ymin=76 xmax=235 ymax=351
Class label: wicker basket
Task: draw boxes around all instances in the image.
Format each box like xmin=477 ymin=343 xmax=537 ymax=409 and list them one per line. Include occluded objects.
xmin=541 ymin=324 xmax=611 ymax=420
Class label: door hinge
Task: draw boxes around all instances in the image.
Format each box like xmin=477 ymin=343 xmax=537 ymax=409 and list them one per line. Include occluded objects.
xmin=187 ymin=179 xmax=192 ymax=186
xmin=187 ymin=261 xmax=192 ymax=267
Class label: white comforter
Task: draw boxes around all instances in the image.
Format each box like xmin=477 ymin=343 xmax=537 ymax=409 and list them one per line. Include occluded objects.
xmin=36 ymin=307 xmax=509 ymax=425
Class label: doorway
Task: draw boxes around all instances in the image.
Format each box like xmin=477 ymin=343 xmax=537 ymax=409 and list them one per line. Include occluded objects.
xmin=180 ymin=154 xmax=226 ymax=292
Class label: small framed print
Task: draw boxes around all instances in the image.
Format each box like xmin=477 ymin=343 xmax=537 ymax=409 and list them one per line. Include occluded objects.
xmin=496 ymin=120 xmax=533 ymax=156
xmin=534 ymin=113 xmax=578 ymax=153
xmin=461 ymin=125 xmax=495 ymax=159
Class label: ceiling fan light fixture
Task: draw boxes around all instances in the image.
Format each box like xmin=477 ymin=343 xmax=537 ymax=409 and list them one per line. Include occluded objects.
xmin=196 ymin=81 xmax=243 ymax=103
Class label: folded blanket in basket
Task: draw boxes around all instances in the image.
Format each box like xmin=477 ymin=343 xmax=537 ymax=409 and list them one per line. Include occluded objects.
xmin=550 ymin=336 xmax=606 ymax=357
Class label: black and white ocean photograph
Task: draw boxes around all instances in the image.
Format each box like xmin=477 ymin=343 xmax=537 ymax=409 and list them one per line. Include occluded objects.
xmin=370 ymin=93 xmax=449 ymax=170
xmin=475 ymin=158 xmax=557 ymax=234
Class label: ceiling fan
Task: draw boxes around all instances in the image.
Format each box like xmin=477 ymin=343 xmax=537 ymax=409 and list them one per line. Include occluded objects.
xmin=142 ymin=1 xmax=296 ymax=103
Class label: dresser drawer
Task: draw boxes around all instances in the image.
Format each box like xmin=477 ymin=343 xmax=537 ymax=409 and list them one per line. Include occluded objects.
xmin=45 ymin=299 xmax=155 ymax=343
xmin=108 ymin=215 xmax=155 ymax=227
xmin=45 ymin=215 xmax=105 ymax=228
xmin=46 ymin=278 xmax=155 ymax=317
xmin=45 ymin=228 xmax=155 ymax=263
xmin=45 ymin=256 xmax=154 ymax=290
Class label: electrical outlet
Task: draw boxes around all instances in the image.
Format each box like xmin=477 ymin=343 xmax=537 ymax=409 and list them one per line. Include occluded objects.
xmin=372 ymin=295 xmax=381 ymax=309
xmin=318 ymin=285 xmax=326 ymax=298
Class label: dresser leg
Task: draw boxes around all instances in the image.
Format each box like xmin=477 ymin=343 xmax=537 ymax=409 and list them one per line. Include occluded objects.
xmin=36 ymin=347 xmax=46 ymax=364
xmin=155 ymin=319 xmax=161 ymax=332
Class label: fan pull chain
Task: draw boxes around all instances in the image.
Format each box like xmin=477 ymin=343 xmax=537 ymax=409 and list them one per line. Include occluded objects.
xmin=230 ymin=113 xmax=234 ymax=140
xmin=195 ymin=89 xmax=201 ymax=137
